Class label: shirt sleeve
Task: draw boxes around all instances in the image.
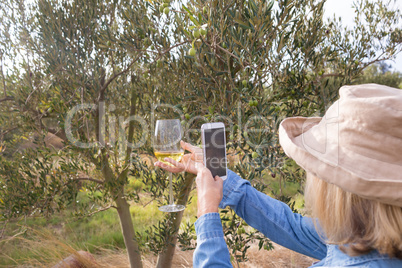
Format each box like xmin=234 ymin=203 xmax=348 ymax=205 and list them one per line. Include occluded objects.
xmin=219 ymin=169 xmax=327 ymax=260
xmin=193 ymin=213 xmax=232 ymax=268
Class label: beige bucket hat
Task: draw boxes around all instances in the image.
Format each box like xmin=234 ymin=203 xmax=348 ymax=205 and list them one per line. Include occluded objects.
xmin=279 ymin=84 xmax=402 ymax=207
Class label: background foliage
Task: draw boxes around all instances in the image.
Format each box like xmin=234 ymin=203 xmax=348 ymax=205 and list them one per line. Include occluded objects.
xmin=0 ymin=0 xmax=401 ymax=267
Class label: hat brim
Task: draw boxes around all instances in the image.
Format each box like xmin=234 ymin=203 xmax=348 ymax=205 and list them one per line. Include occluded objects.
xmin=279 ymin=117 xmax=402 ymax=207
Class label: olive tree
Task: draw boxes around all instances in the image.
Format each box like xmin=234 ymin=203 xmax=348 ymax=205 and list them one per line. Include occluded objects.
xmin=162 ymin=0 xmax=401 ymax=262
xmin=0 ymin=0 xmax=193 ymax=267
xmin=0 ymin=0 xmax=401 ymax=267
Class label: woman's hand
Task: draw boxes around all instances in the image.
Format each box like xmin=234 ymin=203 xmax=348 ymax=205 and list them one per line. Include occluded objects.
xmin=195 ymin=163 xmax=223 ymax=218
xmin=154 ymin=140 xmax=203 ymax=175
xmin=154 ymin=141 xmax=222 ymax=217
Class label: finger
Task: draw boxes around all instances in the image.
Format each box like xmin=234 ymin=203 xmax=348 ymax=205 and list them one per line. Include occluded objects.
xmin=215 ymin=176 xmax=223 ymax=183
xmin=181 ymin=153 xmax=192 ymax=162
xmin=164 ymin=157 xmax=185 ymax=170
xmin=179 ymin=154 xmax=198 ymax=175
xmin=165 ymin=156 xmax=196 ymax=174
xmin=181 ymin=140 xmax=200 ymax=153
xmin=214 ymin=176 xmax=224 ymax=189
xmin=154 ymin=161 xmax=182 ymax=173
xmin=194 ymin=162 xmax=206 ymax=172
xmin=192 ymin=150 xmax=204 ymax=162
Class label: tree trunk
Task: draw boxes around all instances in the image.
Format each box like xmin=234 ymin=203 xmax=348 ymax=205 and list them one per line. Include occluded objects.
xmin=156 ymin=173 xmax=195 ymax=268
xmin=115 ymin=192 xmax=143 ymax=268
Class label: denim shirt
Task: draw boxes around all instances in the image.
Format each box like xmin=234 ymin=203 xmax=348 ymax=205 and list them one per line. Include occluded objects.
xmin=193 ymin=170 xmax=402 ymax=267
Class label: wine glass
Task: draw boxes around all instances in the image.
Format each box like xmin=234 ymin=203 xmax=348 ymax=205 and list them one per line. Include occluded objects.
xmin=154 ymin=119 xmax=185 ymax=212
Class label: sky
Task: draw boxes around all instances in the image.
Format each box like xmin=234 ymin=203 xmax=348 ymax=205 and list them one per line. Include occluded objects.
xmin=323 ymin=0 xmax=402 ymax=72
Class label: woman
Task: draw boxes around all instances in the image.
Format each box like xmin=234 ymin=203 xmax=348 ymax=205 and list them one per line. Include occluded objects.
xmin=155 ymin=84 xmax=402 ymax=267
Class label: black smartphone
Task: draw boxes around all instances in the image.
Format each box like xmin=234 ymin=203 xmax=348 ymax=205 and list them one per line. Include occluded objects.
xmin=201 ymin=122 xmax=228 ymax=180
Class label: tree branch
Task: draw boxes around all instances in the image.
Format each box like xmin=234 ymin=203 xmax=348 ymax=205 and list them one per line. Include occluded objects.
xmin=116 ymin=76 xmax=138 ymax=183
xmin=0 ymin=52 xmax=7 ymax=98
xmin=159 ymin=40 xmax=191 ymax=57
xmin=205 ymin=42 xmax=255 ymax=72
xmin=145 ymin=40 xmax=191 ymax=74
xmin=101 ymin=40 xmax=191 ymax=97
xmin=0 ymin=126 xmax=18 ymax=139
xmin=321 ymin=73 xmax=342 ymax=78
xmin=86 ymin=205 xmax=116 ymax=217
xmin=0 ymin=96 xmax=13 ymax=103
xmin=0 ymin=219 xmax=9 ymax=240
xmin=99 ymin=54 xmax=142 ymax=96
xmin=142 ymin=197 xmax=156 ymax=208
xmin=74 ymin=177 xmax=104 ymax=184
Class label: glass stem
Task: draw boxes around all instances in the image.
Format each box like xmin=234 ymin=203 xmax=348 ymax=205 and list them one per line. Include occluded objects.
xmin=169 ymin=172 xmax=174 ymax=205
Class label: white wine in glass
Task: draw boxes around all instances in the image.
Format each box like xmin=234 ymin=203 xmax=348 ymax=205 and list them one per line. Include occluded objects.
xmin=154 ymin=119 xmax=185 ymax=212
xmin=154 ymin=151 xmax=184 ymax=166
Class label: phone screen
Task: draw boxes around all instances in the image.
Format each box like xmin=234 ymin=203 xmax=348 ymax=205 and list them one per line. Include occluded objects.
xmin=204 ymin=127 xmax=227 ymax=178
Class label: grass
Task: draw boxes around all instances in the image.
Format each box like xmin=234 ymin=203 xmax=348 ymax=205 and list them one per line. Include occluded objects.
xmin=0 ymin=227 xmax=101 ymax=267
xmin=0 ymin=188 xmax=199 ymax=266
xmin=66 ymin=208 xmax=126 ymax=252
xmin=0 ymin=171 xmax=304 ymax=267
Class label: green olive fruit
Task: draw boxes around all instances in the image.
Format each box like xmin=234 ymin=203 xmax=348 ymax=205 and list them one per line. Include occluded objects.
xmin=229 ymin=135 xmax=234 ymax=140
xmin=233 ymin=124 xmax=238 ymax=132
xmin=253 ymin=100 xmax=258 ymax=106
xmin=242 ymin=80 xmax=247 ymax=87
xmin=318 ymin=70 xmax=324 ymax=76
xmin=249 ymin=100 xmax=254 ymax=106
xmin=243 ymin=131 xmax=248 ymax=138
xmin=291 ymin=90 xmax=295 ymax=95
xmin=159 ymin=5 xmax=164 ymax=12
xmin=163 ymin=0 xmax=170 ymax=3
xmin=193 ymin=29 xmax=201 ymax=38
xmin=222 ymin=42 xmax=228 ymax=49
xmin=144 ymin=38 xmax=151 ymax=47
xmin=162 ymin=3 xmax=168 ymax=8
xmin=107 ymin=41 xmax=111 ymax=46
xmin=200 ymin=28 xmax=207 ymax=36
xmin=163 ymin=7 xmax=169 ymax=15
xmin=188 ymin=47 xmax=196 ymax=56
xmin=150 ymin=45 xmax=155 ymax=50
xmin=237 ymin=228 xmax=243 ymax=235
xmin=185 ymin=113 xmax=191 ymax=120
xmin=252 ymin=152 xmax=258 ymax=159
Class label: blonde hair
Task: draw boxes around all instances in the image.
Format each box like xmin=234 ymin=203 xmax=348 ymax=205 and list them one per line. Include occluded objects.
xmin=304 ymin=172 xmax=402 ymax=259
